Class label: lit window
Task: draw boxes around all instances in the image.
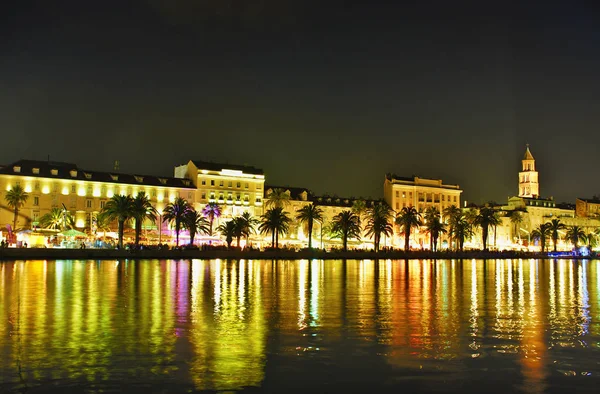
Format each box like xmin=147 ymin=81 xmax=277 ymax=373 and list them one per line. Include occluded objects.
xmin=219 ymin=181 xmax=224 ymax=187
xmin=201 ymin=179 xmax=206 ymax=185
xmin=237 ymin=182 xmax=241 ymax=188
xmin=201 ymin=193 xmax=206 ymax=199
xmin=245 ymin=183 xmax=249 ymax=189
xmin=100 ymin=200 xmax=106 ymax=209
xmin=395 ymin=191 xmax=399 ymax=198
xmin=72 ymin=185 xmax=76 ymax=193
xmin=86 ymin=199 xmax=92 ymax=208
xmin=34 ymin=196 xmax=39 ymax=206
xmin=211 ymin=180 xmax=215 ymax=186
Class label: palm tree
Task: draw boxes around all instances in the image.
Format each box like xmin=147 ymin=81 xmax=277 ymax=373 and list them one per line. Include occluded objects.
xmin=4 ymin=184 xmax=29 ymax=230
xmin=424 ymin=207 xmax=447 ymax=252
xmin=509 ymin=211 xmax=524 ymax=244
xmin=452 ymin=215 xmax=473 ymax=252
xmin=202 ymin=202 xmax=222 ymax=236
xmin=532 ymin=223 xmax=551 ymax=253
xmin=40 ymin=207 xmax=70 ymax=230
xmin=584 ymin=232 xmax=598 ymax=250
xmin=443 ymin=205 xmax=462 ymax=250
xmin=163 ymin=197 xmax=190 ymax=246
xmin=474 ymin=207 xmax=501 ymax=251
xmin=101 ymin=194 xmax=134 ymax=249
xmin=238 ymin=211 xmax=259 ymax=246
xmin=131 ymin=192 xmax=157 ymax=248
xmin=395 ymin=206 xmax=422 ymax=251
xmin=351 ymin=199 xmax=367 ymax=226
xmin=566 ymin=225 xmax=586 ymax=249
xmin=265 ymin=188 xmax=291 ymax=209
xmin=94 ymin=211 xmax=112 ymax=239
xmin=330 ymin=210 xmax=362 ymax=252
xmin=259 ymin=207 xmax=292 ymax=248
xmin=296 ymin=203 xmax=324 ymax=249
xmin=216 ymin=220 xmax=236 ymax=248
xmin=184 ymin=208 xmax=210 ymax=245
xmin=546 ymin=218 xmax=566 ymax=252
xmin=231 ymin=216 xmax=249 ymax=247
xmin=364 ymin=202 xmax=393 ymax=252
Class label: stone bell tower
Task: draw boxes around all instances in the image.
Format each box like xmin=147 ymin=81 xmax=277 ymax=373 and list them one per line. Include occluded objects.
xmin=518 ymin=144 xmax=539 ymax=198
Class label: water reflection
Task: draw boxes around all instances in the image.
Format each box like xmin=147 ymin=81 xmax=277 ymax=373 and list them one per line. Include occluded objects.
xmin=1 ymin=259 xmax=600 ymax=393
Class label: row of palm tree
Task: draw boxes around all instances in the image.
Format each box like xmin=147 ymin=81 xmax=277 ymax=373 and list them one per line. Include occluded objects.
xmin=0 ymin=183 xmax=516 ymax=252
xmin=100 ymin=194 xmax=219 ymax=248
xmin=531 ymin=220 xmax=598 ymax=252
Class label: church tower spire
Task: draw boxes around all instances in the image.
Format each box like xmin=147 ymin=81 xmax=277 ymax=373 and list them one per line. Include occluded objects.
xmin=519 ymin=144 xmax=539 ymax=198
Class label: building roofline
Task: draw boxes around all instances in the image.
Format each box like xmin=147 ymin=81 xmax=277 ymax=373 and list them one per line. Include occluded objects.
xmin=190 ymin=160 xmax=264 ymax=175
xmin=0 ymin=159 xmax=196 ymax=189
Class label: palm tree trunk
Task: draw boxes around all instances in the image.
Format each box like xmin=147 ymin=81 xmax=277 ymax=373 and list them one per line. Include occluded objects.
xmin=118 ymin=220 xmax=124 ymax=249
xmin=135 ymin=219 xmax=141 ymax=247
xmin=271 ymin=230 xmax=275 ymax=248
xmin=276 ymin=231 xmax=279 ymax=249
xmin=343 ymin=233 xmax=348 ymax=252
xmin=553 ymin=237 xmax=557 ymax=252
xmin=190 ymin=230 xmax=196 ymax=245
xmin=13 ymin=207 xmax=18 ymax=230
xmin=308 ymin=221 xmax=313 ymax=249
xmin=404 ymin=230 xmax=410 ymax=251
xmin=482 ymin=227 xmax=488 ymax=251
xmin=237 ymin=236 xmax=241 ymax=247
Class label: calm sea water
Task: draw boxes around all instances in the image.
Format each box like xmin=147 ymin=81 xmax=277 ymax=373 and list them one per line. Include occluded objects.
xmin=0 ymin=259 xmax=599 ymax=393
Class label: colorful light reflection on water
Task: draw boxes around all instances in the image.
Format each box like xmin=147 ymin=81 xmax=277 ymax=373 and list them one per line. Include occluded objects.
xmin=1 ymin=259 xmax=600 ymax=393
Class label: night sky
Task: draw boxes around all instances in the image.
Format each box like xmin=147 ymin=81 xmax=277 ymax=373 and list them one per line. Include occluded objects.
xmin=2 ymin=1 xmax=600 ymax=204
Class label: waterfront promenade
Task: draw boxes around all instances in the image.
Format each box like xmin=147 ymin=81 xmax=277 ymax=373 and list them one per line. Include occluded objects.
xmin=0 ymin=247 xmax=588 ymax=261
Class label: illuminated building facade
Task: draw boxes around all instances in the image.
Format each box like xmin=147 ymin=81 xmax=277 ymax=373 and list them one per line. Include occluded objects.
xmin=0 ymin=159 xmax=194 ymax=235
xmin=174 ymin=160 xmax=265 ymax=222
xmin=383 ymin=174 xmax=462 ymax=214
xmin=575 ymin=197 xmax=600 ymax=218
xmin=383 ymin=174 xmax=462 ymax=249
